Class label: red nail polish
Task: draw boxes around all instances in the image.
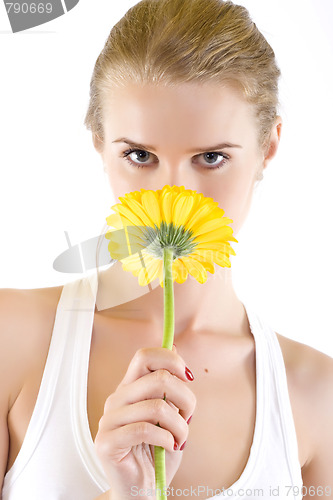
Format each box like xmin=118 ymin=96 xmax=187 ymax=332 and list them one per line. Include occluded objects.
xmin=174 ymin=440 xmax=179 ymax=451
xmin=185 ymin=366 xmax=194 ymax=381
xmin=187 ymin=415 xmax=192 ymax=425
xmin=180 ymin=440 xmax=187 ymax=451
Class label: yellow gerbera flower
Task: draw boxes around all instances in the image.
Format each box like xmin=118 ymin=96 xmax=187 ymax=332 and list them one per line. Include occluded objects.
xmin=105 ymin=185 xmax=237 ymax=287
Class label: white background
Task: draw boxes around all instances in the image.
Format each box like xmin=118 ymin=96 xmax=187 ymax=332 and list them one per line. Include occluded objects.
xmin=0 ymin=0 xmax=332 ymax=355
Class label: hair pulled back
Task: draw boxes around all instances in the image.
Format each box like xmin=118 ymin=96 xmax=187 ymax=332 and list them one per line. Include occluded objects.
xmin=84 ymin=0 xmax=281 ymax=149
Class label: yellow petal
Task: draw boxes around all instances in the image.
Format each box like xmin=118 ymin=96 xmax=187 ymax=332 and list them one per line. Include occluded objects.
xmin=121 ymin=191 xmax=141 ymax=205
xmin=191 ymin=192 xmax=205 ymax=210
xmin=172 ymin=258 xmax=188 ymax=284
xmin=213 ymin=251 xmax=232 ymax=268
xmin=190 ymin=253 xmax=215 ymax=274
xmin=184 ymin=200 xmax=218 ymax=232
xmin=105 ymin=212 xmax=130 ymax=229
xmin=113 ymin=204 xmax=146 ymax=227
xmin=158 ymin=184 xmax=172 ymax=198
xmin=138 ymin=258 xmax=162 ymax=286
xmin=195 ymin=241 xmax=236 ymax=256
xmin=119 ymin=190 xmax=143 ymax=207
xmin=189 ymin=249 xmax=215 ymax=264
xmin=193 ymin=225 xmax=234 ymax=244
xmin=152 ymin=259 xmax=164 ymax=283
xmin=105 ymin=226 xmax=146 ymax=259
xmin=121 ymin=253 xmax=143 ymax=272
xmin=161 ymin=191 xmax=174 ymax=224
xmin=191 ymin=217 xmax=232 ymax=236
xmin=180 ymin=256 xmax=207 ymax=284
xmin=172 ymin=193 xmax=195 ymax=228
xmin=141 ymin=190 xmax=161 ymax=227
xmin=122 ymin=261 xmax=141 ymax=277
xmin=107 ymin=240 xmax=144 ymax=261
xmin=121 ymin=198 xmax=155 ymax=228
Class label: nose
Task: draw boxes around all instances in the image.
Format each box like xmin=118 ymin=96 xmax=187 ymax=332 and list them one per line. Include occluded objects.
xmin=156 ymin=161 xmax=198 ymax=192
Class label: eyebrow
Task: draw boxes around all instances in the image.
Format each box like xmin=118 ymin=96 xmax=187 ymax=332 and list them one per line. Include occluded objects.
xmin=112 ymin=137 xmax=242 ymax=153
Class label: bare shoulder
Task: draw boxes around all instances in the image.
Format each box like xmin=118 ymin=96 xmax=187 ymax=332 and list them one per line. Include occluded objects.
xmin=276 ymin=332 xmax=333 ymax=385
xmin=0 ymin=284 xmax=65 ymax=486
xmin=0 ymin=284 xmax=64 ymax=411
xmin=276 ymin=332 xmax=333 ymax=471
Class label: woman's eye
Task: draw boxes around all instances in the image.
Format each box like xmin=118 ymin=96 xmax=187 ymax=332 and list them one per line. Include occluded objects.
xmin=121 ymin=149 xmax=155 ymax=168
xmin=120 ymin=148 xmax=229 ymax=170
xmin=197 ymin=152 xmax=229 ymax=169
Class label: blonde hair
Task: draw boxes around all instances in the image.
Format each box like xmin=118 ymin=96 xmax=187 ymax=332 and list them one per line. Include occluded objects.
xmin=84 ymin=0 xmax=280 ymax=150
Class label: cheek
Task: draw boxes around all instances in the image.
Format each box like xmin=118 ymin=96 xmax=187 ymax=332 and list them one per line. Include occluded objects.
xmin=108 ymin=179 xmax=136 ymax=203
xmin=105 ymin=163 xmax=130 ymax=200
xmin=207 ymin=162 xmax=258 ymax=233
xmin=104 ymin=148 xmax=135 ymax=197
xmin=105 ymin=163 xmax=153 ymax=202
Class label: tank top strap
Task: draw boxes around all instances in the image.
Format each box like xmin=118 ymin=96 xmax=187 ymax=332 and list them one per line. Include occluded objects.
xmin=243 ymin=304 xmax=303 ymax=496
xmin=70 ymin=272 xmax=110 ymax=489
xmin=264 ymin=319 xmax=303 ymax=491
xmin=25 ymin=276 xmax=85 ymax=438
xmin=3 ymin=276 xmax=84 ymax=487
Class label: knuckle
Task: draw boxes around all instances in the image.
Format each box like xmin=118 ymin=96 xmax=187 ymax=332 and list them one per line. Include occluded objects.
xmin=133 ymin=347 xmax=149 ymax=363
xmin=97 ymin=414 xmax=106 ymax=433
xmin=103 ymin=393 xmax=115 ymax=412
xmin=97 ymin=411 xmax=113 ymax=435
xmin=181 ymin=385 xmax=196 ymax=414
xmin=94 ymin=432 xmax=112 ymax=458
xmin=154 ymin=368 xmax=171 ymax=386
xmin=151 ymin=398 xmax=166 ymax=418
xmin=137 ymin=421 xmax=150 ymax=439
xmin=104 ymin=393 xmax=114 ymax=410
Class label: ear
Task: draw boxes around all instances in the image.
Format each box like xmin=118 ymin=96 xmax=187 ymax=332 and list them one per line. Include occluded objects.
xmin=263 ymin=116 xmax=282 ymax=168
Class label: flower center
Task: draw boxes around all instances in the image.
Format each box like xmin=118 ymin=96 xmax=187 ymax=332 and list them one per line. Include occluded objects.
xmin=143 ymin=221 xmax=197 ymax=259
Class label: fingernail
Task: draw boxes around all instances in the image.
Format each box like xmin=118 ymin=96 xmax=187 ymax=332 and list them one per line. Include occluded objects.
xmin=185 ymin=366 xmax=194 ymax=381
xmin=180 ymin=440 xmax=187 ymax=451
xmin=174 ymin=439 xmax=179 ymax=451
xmin=187 ymin=415 xmax=192 ymax=425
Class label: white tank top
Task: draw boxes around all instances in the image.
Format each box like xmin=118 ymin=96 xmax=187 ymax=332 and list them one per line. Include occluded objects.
xmin=2 ymin=273 xmax=304 ymax=499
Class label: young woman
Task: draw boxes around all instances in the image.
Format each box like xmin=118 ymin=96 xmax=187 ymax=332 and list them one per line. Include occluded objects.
xmin=1 ymin=0 xmax=332 ymax=499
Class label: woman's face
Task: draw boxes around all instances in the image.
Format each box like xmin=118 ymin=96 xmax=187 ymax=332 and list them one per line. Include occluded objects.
xmin=95 ymin=82 xmax=281 ymax=235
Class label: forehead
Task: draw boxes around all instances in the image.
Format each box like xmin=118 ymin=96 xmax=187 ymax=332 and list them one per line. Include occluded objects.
xmin=102 ymin=82 xmax=258 ymax=150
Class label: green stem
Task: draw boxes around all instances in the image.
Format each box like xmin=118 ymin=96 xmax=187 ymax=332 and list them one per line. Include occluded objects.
xmin=154 ymin=247 xmax=175 ymax=499
xmin=162 ymin=247 xmax=175 ymax=350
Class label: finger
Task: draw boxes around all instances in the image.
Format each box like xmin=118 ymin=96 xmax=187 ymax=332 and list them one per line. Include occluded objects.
xmin=95 ymin=421 xmax=176 ymax=462
xmin=99 ymin=398 xmax=189 ymax=451
xmin=119 ymin=346 xmax=194 ymax=387
xmin=110 ymin=368 xmax=196 ymax=422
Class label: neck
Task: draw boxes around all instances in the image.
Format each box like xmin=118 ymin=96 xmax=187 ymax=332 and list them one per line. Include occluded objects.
xmin=96 ymin=262 xmax=249 ymax=340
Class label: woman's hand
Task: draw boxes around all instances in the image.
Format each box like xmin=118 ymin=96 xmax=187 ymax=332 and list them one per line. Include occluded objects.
xmin=94 ymin=345 xmax=196 ymax=500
